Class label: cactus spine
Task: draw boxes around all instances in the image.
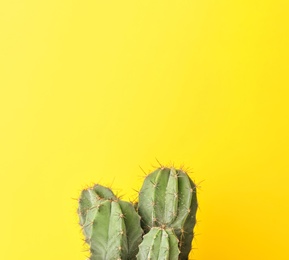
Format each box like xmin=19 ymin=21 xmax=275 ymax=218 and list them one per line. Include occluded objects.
xmin=78 ymin=184 xmax=143 ymax=260
xmin=137 ymin=167 xmax=198 ymax=259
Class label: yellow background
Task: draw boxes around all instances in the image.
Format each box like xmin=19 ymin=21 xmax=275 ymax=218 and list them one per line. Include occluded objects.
xmin=1 ymin=0 xmax=289 ymax=259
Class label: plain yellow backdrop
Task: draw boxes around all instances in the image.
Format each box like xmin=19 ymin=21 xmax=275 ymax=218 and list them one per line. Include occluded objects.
xmin=1 ymin=0 xmax=289 ymax=259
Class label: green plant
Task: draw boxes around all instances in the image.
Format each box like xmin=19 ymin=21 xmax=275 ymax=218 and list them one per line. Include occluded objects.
xmin=78 ymin=184 xmax=143 ymax=259
xmin=78 ymin=167 xmax=198 ymax=260
xmin=136 ymin=227 xmax=180 ymax=259
xmin=137 ymin=167 xmax=198 ymax=259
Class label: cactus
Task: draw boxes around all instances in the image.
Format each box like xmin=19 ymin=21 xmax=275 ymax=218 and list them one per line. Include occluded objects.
xmin=136 ymin=227 xmax=180 ymax=260
xmin=78 ymin=184 xmax=143 ymax=260
xmin=78 ymin=166 xmax=198 ymax=260
xmin=137 ymin=167 xmax=198 ymax=259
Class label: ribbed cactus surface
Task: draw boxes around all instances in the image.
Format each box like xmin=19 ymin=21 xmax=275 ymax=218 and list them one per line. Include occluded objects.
xmin=78 ymin=184 xmax=143 ymax=260
xmin=136 ymin=227 xmax=180 ymax=260
xmin=137 ymin=167 xmax=198 ymax=259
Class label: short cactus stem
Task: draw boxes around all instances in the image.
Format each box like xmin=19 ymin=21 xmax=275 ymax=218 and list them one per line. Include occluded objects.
xmin=78 ymin=184 xmax=143 ymax=260
xmin=137 ymin=167 xmax=198 ymax=259
xmin=136 ymin=227 xmax=180 ymax=260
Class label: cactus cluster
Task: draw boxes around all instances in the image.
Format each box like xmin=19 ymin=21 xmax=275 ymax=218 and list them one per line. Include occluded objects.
xmin=78 ymin=167 xmax=198 ymax=260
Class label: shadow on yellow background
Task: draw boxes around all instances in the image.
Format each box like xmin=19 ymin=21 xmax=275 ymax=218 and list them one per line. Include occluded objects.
xmin=1 ymin=0 xmax=289 ymax=259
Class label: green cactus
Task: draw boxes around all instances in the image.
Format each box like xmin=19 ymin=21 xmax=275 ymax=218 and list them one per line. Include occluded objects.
xmin=137 ymin=167 xmax=198 ymax=259
xmin=78 ymin=166 xmax=198 ymax=260
xmin=136 ymin=227 xmax=180 ymax=260
xmin=78 ymin=184 xmax=143 ymax=260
